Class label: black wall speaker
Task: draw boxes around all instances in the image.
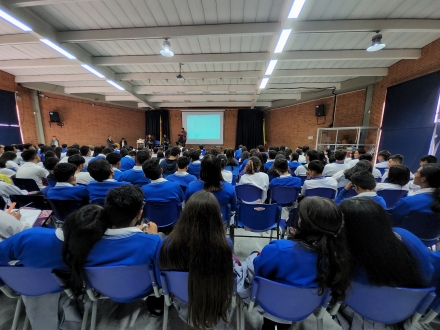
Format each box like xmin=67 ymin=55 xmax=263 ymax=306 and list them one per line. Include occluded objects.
xmin=315 ymin=104 xmax=325 ymax=117
xmin=49 ymin=111 xmax=60 ymax=122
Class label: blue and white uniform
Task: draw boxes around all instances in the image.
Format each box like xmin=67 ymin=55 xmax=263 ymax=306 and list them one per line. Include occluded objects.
xmin=87 ymin=179 xmax=130 ymax=202
xmin=120 ymin=166 xmax=151 ymax=187
xmin=142 ymin=178 xmax=184 ymax=202
xmin=390 ymin=188 xmax=435 ymax=225
xmin=185 ymin=181 xmax=237 ymax=211
xmin=166 ymin=172 xmax=197 ymax=189
xmin=301 ymin=176 xmax=338 ymax=196
xmin=323 ymin=161 xmax=349 ymax=177
xmin=120 ymin=156 xmax=135 ymax=171
xmin=334 ymin=190 xmax=387 ymax=209
xmin=44 ymin=182 xmax=89 ymax=203
xmin=187 ymin=161 xmax=201 ymax=177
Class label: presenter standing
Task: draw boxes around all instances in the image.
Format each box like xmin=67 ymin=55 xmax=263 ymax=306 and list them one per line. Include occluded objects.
xmin=163 ymin=134 xmax=170 ymax=150
xmin=120 ymin=138 xmax=128 ymax=149
xmin=107 ymin=135 xmax=113 ymax=147
xmin=177 ymin=128 xmax=187 ymax=147
xmin=145 ymin=134 xmax=154 ymax=149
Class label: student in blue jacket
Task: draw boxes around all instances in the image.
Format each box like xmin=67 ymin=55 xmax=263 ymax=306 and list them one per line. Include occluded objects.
xmin=119 ymin=149 xmax=136 ymax=171
xmin=250 ymin=197 xmax=351 ymax=329
xmin=120 ymin=150 xmax=151 ymax=187
xmin=141 ymin=158 xmax=184 ymax=203
xmin=157 ymin=190 xmax=234 ymax=329
xmin=187 ymin=150 xmax=201 ymax=178
xmin=335 ymin=198 xmax=432 ymax=329
xmin=268 ymin=157 xmax=301 ymax=196
xmin=185 ymin=154 xmax=237 ymax=212
xmin=106 ymin=152 xmax=123 ymax=181
xmin=391 ymin=163 xmax=440 ymax=225
xmin=43 ymin=163 xmax=89 ymax=204
xmin=63 ymin=185 xmax=160 ymax=302
xmin=166 ymin=156 xmax=197 ymax=190
xmin=335 ymin=170 xmax=387 ymax=209
xmin=87 ymin=159 xmax=129 ymax=203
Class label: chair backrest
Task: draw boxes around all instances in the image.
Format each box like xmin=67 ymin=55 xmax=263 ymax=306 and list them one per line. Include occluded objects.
xmin=298 ymin=176 xmax=307 ymax=186
xmin=46 ymin=177 xmax=57 ymax=187
xmin=225 ymin=165 xmax=239 ymax=176
xmin=304 ymin=188 xmax=336 ymax=199
xmin=375 ymin=177 xmax=382 ymax=182
xmin=250 ymin=277 xmax=330 ymax=322
xmin=10 ymin=194 xmax=48 ymax=210
xmin=12 ymin=177 xmax=40 ymax=191
xmin=85 ymin=264 xmax=157 ymax=301
xmin=47 ymin=199 xmax=83 ymax=222
xmin=143 ymin=200 xmax=182 ymax=228
xmin=0 ymin=197 xmax=5 ymax=211
xmin=220 ymin=204 xmax=231 ymax=223
xmin=235 ymin=184 xmax=263 ymax=202
xmin=289 ymin=167 xmax=299 ymax=176
xmin=0 ymin=267 xmax=61 ymax=296
xmin=231 ymin=175 xmax=237 ymax=186
xmin=236 ymin=202 xmax=281 ymax=231
xmin=270 ymin=187 xmax=299 ymax=205
xmin=394 ymin=212 xmax=440 ymax=243
xmin=343 ymin=281 xmax=435 ymax=324
xmin=376 ymin=189 xmax=408 ymax=209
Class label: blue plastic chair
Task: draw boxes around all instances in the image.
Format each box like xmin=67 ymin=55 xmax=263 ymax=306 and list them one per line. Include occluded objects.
xmin=304 ymin=188 xmax=336 ymax=199
xmin=85 ymin=265 xmax=159 ymax=330
xmin=419 ymin=296 xmax=440 ymax=324
xmin=143 ymin=200 xmax=182 ymax=228
xmin=160 ymin=271 xmax=237 ymax=330
xmin=330 ymin=281 xmax=435 ymax=326
xmin=0 ymin=267 xmax=62 ymax=330
xmin=48 ymin=199 xmax=83 ymax=226
xmin=376 ymin=167 xmax=388 ymax=176
xmin=246 ymin=277 xmax=331 ymax=330
xmin=46 ymin=177 xmax=57 ymax=187
xmin=289 ymin=166 xmax=299 ymax=176
xmin=10 ymin=194 xmax=49 ymax=210
xmin=231 ymin=175 xmax=237 ymax=186
xmin=298 ymin=176 xmax=307 ymax=186
xmin=235 ymin=202 xmax=282 ymax=241
xmin=235 ymin=184 xmax=263 ymax=202
xmin=269 ymin=187 xmax=300 ymax=237
xmin=376 ymin=189 xmax=408 ymax=209
xmin=393 ymin=212 xmax=440 ymax=247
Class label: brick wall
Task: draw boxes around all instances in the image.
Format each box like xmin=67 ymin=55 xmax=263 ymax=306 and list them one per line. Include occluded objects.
xmin=168 ymin=109 xmax=237 ymax=150
xmin=265 ymin=90 xmax=366 ymax=148
xmin=370 ymin=38 xmax=440 ymax=127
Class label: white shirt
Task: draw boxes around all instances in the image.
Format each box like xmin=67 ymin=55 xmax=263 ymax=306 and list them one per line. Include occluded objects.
xmin=301 ymin=176 xmax=338 ymax=196
xmin=352 ymin=191 xmax=379 ymax=199
xmin=408 ymin=181 xmax=421 ymax=195
xmin=323 ymin=162 xmax=348 ymax=177
xmin=221 ymin=170 xmax=233 ymax=183
xmin=294 ymin=165 xmax=308 ymax=177
xmin=344 ymin=157 xmax=352 ymax=164
xmin=375 ymin=182 xmax=410 ymax=192
xmin=0 ymin=210 xmax=31 ymax=242
xmin=332 ymin=170 xmax=350 ymax=188
xmin=372 ymin=168 xmax=382 ymax=179
xmin=59 ymin=157 xmax=69 ymax=163
xmin=347 ymin=158 xmax=359 ymax=168
xmin=60 ymin=152 xmax=67 ymax=159
xmin=0 ymin=168 xmax=16 ymax=177
xmin=408 ymin=187 xmax=435 ymax=196
xmin=0 ymin=181 xmax=27 ymax=205
xmin=82 ymin=156 xmax=93 ymax=168
xmin=74 ymin=175 xmax=94 ymax=186
xmin=237 ymin=172 xmax=269 ymax=202
xmin=375 ymin=161 xmax=389 ymax=169
xmin=15 ymin=162 xmax=49 ymax=189
xmin=298 ymin=155 xmax=306 ymax=164
xmin=51 ymin=140 xmax=59 ymax=147
xmin=6 ymin=160 xmax=19 ymax=170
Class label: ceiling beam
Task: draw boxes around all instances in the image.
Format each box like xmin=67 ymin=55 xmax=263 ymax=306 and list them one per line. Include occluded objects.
xmin=92 ymin=53 xmax=269 ymax=66
xmin=57 ymin=23 xmax=280 ymax=42
xmin=0 ymin=58 xmax=79 ymax=69
xmin=277 ymin=49 xmax=420 ymax=61
xmin=258 ymin=93 xmax=301 ymax=100
xmin=64 ymin=86 xmax=118 ymax=94
xmin=133 ymin=85 xmax=257 ymax=94
xmin=0 ymin=33 xmax=39 ymax=45
xmin=146 ymin=94 xmax=254 ymax=102
xmin=105 ymin=95 xmax=139 ymax=102
xmin=116 ymin=71 xmax=261 ymax=80
xmin=267 ymin=83 xmax=341 ymax=89
xmin=4 ymin=0 xmax=103 ymax=7
xmin=151 ymin=102 xmax=272 ymax=108
xmin=288 ymin=19 xmax=440 ymax=33
xmin=271 ymin=68 xmax=388 ymax=78
xmin=15 ymin=74 xmax=104 ymax=83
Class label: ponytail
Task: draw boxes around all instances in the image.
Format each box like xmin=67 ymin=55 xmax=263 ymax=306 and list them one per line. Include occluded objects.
xmin=62 ymin=205 xmax=107 ymax=298
xmin=245 ymin=160 xmax=255 ymax=175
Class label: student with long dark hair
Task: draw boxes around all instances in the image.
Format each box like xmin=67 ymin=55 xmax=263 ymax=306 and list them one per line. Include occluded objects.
xmin=239 ymin=151 xmax=250 ymax=171
xmin=225 ymin=148 xmax=238 ymax=167
xmin=375 ymin=164 xmax=410 ymax=192
xmin=0 ymin=151 xmax=19 ymax=171
xmin=185 ymin=154 xmax=236 ymax=212
xmin=244 ymin=197 xmax=350 ymax=329
xmin=158 ymin=190 xmax=234 ymax=329
xmin=333 ymin=159 xmax=372 ymax=188
xmin=237 ymin=156 xmax=269 ymax=203
xmin=391 ymin=163 xmax=440 ymax=225
xmin=336 ymin=198 xmax=432 ymax=329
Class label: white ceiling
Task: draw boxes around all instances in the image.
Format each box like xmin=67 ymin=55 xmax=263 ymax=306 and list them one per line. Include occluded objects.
xmin=0 ymin=0 xmax=439 ymax=109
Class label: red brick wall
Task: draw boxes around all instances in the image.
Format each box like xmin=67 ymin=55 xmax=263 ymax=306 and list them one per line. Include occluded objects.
xmin=265 ymin=90 xmax=366 ymax=148
xmin=168 ymin=109 xmax=237 ymax=150
xmin=0 ymin=71 xmax=15 ymax=92
xmin=371 ymin=38 xmax=440 ymax=127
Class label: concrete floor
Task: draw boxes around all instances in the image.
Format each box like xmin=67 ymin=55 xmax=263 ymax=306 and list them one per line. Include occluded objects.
xmin=0 ymin=227 xmax=344 ymax=330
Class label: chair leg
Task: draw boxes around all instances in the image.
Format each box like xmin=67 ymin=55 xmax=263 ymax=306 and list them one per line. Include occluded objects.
xmin=12 ymin=296 xmax=23 ymax=330
xmin=163 ymin=303 xmax=169 ymax=330
xmin=22 ymin=315 xmax=29 ymax=330
xmin=81 ymin=304 xmax=89 ymax=330
xmin=317 ymin=317 xmax=324 ymax=330
xmin=240 ymin=301 xmax=245 ymax=330
xmin=90 ymin=300 xmax=98 ymax=330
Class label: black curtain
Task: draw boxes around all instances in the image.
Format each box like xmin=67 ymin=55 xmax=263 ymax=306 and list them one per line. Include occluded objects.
xmin=145 ymin=110 xmax=161 ymax=140
xmin=379 ymin=70 xmax=440 ymax=173
xmin=0 ymin=90 xmax=21 ymax=145
xmin=235 ymin=109 xmax=264 ymax=149
xmin=160 ymin=110 xmax=170 ymax=140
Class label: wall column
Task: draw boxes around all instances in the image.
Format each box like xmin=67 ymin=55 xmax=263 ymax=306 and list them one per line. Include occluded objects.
xmin=30 ymin=90 xmax=45 ymax=144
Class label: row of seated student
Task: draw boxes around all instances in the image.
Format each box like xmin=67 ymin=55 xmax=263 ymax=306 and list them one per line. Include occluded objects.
xmin=1 ymin=184 xmax=440 ymax=329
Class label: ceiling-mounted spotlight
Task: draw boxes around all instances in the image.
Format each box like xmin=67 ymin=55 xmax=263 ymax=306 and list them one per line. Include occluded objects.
xmin=176 ymin=63 xmax=184 ymax=81
xmin=367 ymin=32 xmax=386 ymax=52
xmin=160 ymin=38 xmax=174 ymax=57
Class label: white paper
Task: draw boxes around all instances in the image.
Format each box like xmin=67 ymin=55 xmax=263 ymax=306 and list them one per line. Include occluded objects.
xmin=17 ymin=209 xmax=42 ymax=227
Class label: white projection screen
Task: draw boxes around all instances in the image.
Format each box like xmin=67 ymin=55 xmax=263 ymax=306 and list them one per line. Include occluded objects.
xmin=182 ymin=111 xmax=224 ymax=145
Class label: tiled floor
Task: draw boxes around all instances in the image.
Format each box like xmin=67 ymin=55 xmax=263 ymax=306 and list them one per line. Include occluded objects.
xmin=0 ymin=228 xmax=344 ymax=330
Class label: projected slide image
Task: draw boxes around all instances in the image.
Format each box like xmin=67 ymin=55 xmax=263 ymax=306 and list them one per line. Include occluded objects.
xmin=187 ymin=114 xmax=221 ymax=140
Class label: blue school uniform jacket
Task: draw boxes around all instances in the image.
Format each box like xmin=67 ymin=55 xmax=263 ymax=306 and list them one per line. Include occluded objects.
xmin=187 ymin=162 xmax=201 ymax=177
xmin=166 ymin=173 xmax=197 ymax=189
xmin=288 ymin=161 xmax=302 ymax=173
xmin=334 ymin=190 xmax=387 ymax=209
xmin=113 ymin=168 xmax=123 ymax=181
xmin=120 ymin=157 xmax=135 ymax=171
xmin=87 ymin=180 xmax=130 ymax=201
xmin=45 ymin=184 xmax=89 ymax=203
xmin=120 ymin=167 xmax=151 ymax=187
xmin=142 ymin=179 xmax=185 ymax=202
xmin=185 ymin=180 xmax=237 ymax=211
xmin=269 ymin=175 xmax=302 ymax=191
xmin=390 ymin=191 xmax=435 ymax=225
